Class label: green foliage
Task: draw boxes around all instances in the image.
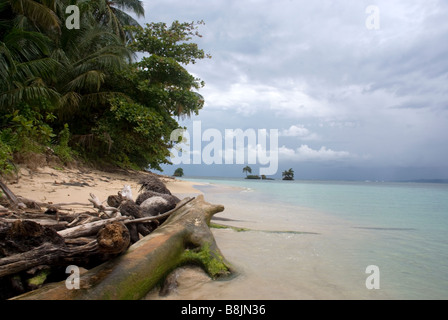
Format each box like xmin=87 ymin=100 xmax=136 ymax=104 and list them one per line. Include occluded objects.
xmin=0 ymin=137 xmax=14 ymax=174
xmin=0 ymin=1 xmax=210 ymax=172
xmin=282 ymin=168 xmax=295 ymax=180
xmin=242 ymin=165 xmax=252 ymax=176
xmin=127 ymin=21 xmax=210 ymax=119
xmin=53 ymin=124 xmax=76 ymax=164
xmin=173 ymin=168 xmax=184 ymax=177
xmin=89 ymin=97 xmax=173 ymax=170
xmin=1 ymin=104 xmax=56 ymax=154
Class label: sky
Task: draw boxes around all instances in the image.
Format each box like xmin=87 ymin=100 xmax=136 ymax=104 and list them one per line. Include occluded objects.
xmin=136 ymin=0 xmax=448 ymax=180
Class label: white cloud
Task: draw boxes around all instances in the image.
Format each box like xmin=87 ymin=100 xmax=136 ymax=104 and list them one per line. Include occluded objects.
xmin=280 ymin=125 xmax=309 ymax=137
xmin=202 ymin=81 xmax=335 ymax=120
xmin=148 ymin=0 xmax=448 ymax=177
xmin=280 ymin=125 xmax=320 ymax=140
xmin=279 ymin=144 xmax=352 ymax=162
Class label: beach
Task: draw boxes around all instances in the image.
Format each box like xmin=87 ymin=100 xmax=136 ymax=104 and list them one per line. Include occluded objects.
xmin=6 ymin=166 xmax=203 ymax=213
xmin=150 ymin=177 xmax=448 ymax=300
xmin=4 ymin=168 xmax=448 ymax=300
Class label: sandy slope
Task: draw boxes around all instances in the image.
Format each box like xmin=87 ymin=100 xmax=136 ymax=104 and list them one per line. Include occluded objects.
xmin=6 ymin=166 xmax=202 ymax=213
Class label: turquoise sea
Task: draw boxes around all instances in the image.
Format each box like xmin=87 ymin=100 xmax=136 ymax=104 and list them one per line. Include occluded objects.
xmin=150 ymin=177 xmax=448 ymax=300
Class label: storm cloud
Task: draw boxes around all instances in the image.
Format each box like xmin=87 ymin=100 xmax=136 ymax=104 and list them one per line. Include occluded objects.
xmin=140 ymin=0 xmax=448 ymax=180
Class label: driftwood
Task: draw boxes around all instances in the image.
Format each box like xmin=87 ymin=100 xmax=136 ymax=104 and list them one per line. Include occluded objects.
xmin=88 ymin=193 xmax=119 ymax=215
xmin=57 ymin=216 xmax=127 ymax=239
xmin=0 ymin=220 xmax=130 ymax=278
xmin=12 ymin=195 xmax=233 ymax=300
xmin=0 ymin=173 xmax=233 ymax=300
xmin=0 ymin=181 xmax=25 ymax=210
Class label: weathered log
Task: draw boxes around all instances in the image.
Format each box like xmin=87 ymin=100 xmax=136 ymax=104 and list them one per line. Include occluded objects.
xmin=138 ymin=175 xmax=172 ymax=195
xmin=96 ymin=222 xmax=130 ymax=254
xmin=0 ymin=241 xmax=97 ymax=278
xmin=57 ymin=216 xmax=127 ymax=239
xmin=12 ymin=195 xmax=234 ymax=300
xmin=0 ymin=181 xmax=22 ymax=209
xmin=1 ymin=218 xmax=68 ymax=230
xmin=16 ymin=196 xmax=91 ymax=209
xmin=0 ymin=221 xmax=130 ymax=279
xmin=0 ymin=220 xmax=64 ymax=259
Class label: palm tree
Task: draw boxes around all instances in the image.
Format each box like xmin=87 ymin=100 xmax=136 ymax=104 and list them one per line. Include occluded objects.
xmin=87 ymin=0 xmax=145 ymax=42
xmin=2 ymin=0 xmax=62 ymax=33
xmin=0 ymin=0 xmax=134 ymax=118
xmin=243 ymin=166 xmax=252 ymax=177
xmin=0 ymin=1 xmax=63 ymax=109
xmin=53 ymin=25 xmax=133 ymax=119
xmin=0 ymin=28 xmax=60 ymax=109
xmin=282 ymin=168 xmax=294 ymax=180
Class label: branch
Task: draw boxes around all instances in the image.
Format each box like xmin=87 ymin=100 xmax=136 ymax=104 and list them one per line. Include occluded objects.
xmin=88 ymin=193 xmax=119 ymax=214
xmin=124 ymin=196 xmax=195 ymax=224
xmin=57 ymin=216 xmax=127 ymax=239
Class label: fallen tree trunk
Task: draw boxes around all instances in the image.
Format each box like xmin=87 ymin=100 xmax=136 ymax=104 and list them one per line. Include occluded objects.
xmin=0 ymin=180 xmax=24 ymax=210
xmin=0 ymin=221 xmax=130 ymax=279
xmin=57 ymin=216 xmax=127 ymax=239
xmin=12 ymin=195 xmax=234 ymax=300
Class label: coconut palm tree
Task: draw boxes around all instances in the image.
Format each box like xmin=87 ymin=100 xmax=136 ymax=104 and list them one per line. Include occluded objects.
xmin=1 ymin=0 xmax=62 ymax=33
xmin=243 ymin=165 xmax=252 ymax=177
xmin=0 ymin=0 xmax=134 ymax=117
xmin=282 ymin=168 xmax=294 ymax=180
xmin=87 ymin=0 xmax=145 ymax=42
xmin=53 ymin=25 xmax=133 ymax=119
xmin=0 ymin=1 xmax=63 ymax=108
xmin=0 ymin=27 xmax=60 ymax=109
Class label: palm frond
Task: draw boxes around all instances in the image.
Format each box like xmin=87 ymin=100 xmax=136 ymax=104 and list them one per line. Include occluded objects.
xmin=9 ymin=0 xmax=61 ymax=32
xmin=63 ymin=70 xmax=106 ymax=93
xmin=0 ymin=80 xmax=59 ymax=108
xmin=57 ymin=90 xmax=82 ymax=116
xmin=111 ymin=0 xmax=145 ymax=18
xmin=3 ymin=28 xmax=53 ymax=60
xmin=14 ymin=56 xmax=60 ymax=83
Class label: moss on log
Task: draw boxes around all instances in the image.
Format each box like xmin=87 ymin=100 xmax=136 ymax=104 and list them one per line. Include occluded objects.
xmin=11 ymin=195 xmax=234 ymax=300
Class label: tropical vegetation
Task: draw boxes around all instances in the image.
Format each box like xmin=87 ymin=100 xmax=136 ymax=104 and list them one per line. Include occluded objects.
xmin=282 ymin=168 xmax=294 ymax=180
xmin=242 ymin=165 xmax=252 ymax=177
xmin=0 ymin=0 xmax=210 ymax=174
xmin=173 ymin=167 xmax=184 ymax=177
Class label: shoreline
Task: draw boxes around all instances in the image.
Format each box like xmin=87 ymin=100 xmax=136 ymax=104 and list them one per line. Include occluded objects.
xmin=147 ymin=177 xmax=400 ymax=300
xmin=4 ymin=168 xmax=423 ymax=300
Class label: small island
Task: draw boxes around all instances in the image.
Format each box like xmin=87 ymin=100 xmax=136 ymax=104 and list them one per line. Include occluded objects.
xmin=282 ymin=168 xmax=294 ymax=181
xmin=242 ymin=166 xmax=275 ymax=180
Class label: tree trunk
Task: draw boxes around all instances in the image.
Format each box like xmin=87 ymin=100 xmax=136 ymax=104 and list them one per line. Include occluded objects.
xmin=11 ymin=195 xmax=234 ymax=300
xmin=0 ymin=221 xmax=130 ymax=279
xmin=57 ymin=217 xmax=127 ymax=239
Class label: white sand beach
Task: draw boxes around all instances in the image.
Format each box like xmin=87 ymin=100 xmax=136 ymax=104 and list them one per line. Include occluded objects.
xmin=6 ymin=166 xmax=203 ymax=213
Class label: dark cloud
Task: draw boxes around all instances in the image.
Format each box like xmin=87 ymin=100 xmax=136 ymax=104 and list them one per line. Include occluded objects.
xmin=140 ymin=0 xmax=448 ymax=179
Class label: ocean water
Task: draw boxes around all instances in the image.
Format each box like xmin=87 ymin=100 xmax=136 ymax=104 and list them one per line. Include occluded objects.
xmin=147 ymin=177 xmax=448 ymax=300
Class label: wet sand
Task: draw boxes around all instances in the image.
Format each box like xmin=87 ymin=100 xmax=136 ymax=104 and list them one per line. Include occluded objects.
xmin=146 ymin=182 xmax=392 ymax=300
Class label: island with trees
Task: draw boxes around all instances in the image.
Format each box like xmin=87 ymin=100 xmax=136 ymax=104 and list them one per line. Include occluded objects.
xmin=242 ymin=166 xmax=276 ymax=180
xmin=282 ymin=168 xmax=295 ymax=180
